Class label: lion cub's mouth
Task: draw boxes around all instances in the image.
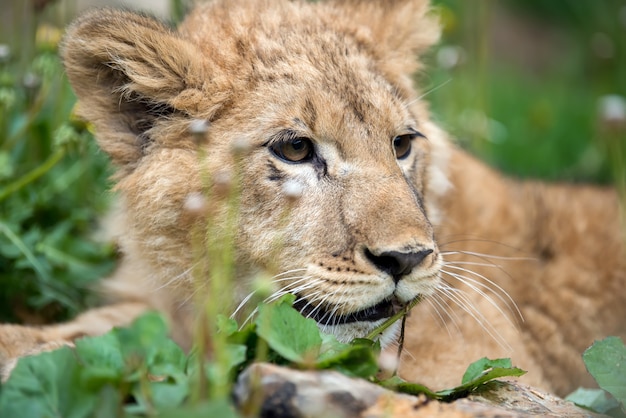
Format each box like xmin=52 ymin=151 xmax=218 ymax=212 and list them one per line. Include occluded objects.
xmin=293 ymin=296 xmax=406 ymax=326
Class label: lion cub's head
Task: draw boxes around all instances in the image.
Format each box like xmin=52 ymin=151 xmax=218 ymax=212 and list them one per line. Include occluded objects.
xmin=62 ymin=0 xmax=445 ymax=343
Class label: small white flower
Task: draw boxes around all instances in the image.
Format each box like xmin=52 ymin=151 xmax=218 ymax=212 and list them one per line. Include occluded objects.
xmin=230 ymin=137 xmax=252 ymax=155
xmin=188 ymin=119 xmax=210 ymax=134
xmin=184 ymin=192 xmax=208 ymax=215
xmin=282 ymin=179 xmax=303 ymax=200
xmin=437 ymin=45 xmax=464 ymax=70
xmin=378 ymin=350 xmax=399 ymax=373
xmin=598 ymin=95 xmax=626 ymax=124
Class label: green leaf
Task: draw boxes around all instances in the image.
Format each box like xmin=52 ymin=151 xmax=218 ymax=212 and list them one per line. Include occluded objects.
xmin=316 ymin=337 xmax=380 ymax=378
xmin=0 ymin=346 xmax=98 ymax=418
xmin=380 ymin=357 xmax=526 ymax=402
xmin=255 ymin=296 xmax=322 ymax=363
xmin=377 ymin=375 xmax=441 ymax=400
xmin=149 ymin=368 xmax=190 ymax=410
xmin=217 ymin=314 xmax=239 ymax=336
xmin=566 ymin=387 xmax=620 ymax=414
xmin=462 ymin=357 xmax=513 ymax=384
xmin=315 ymin=338 xmax=379 ymax=378
xmin=75 ymin=332 xmax=124 ymax=372
xmin=158 ymin=398 xmax=241 ymax=418
xmin=443 ymin=358 xmax=525 ymax=400
xmin=583 ymin=337 xmax=626 ymax=409
xmin=114 ymin=311 xmax=170 ymax=365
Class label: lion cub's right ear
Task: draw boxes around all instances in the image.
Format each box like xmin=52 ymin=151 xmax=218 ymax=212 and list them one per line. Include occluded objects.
xmin=61 ymin=9 xmax=224 ymax=170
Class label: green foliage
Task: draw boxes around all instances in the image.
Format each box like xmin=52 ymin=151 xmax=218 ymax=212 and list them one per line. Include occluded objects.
xmin=567 ymin=337 xmax=626 ymax=417
xmin=0 ymin=34 xmax=114 ymax=322
xmin=430 ymin=0 xmax=625 ymax=184
xmin=0 ymin=299 xmax=527 ymax=417
xmin=255 ymin=294 xmax=322 ymax=363
xmin=566 ymin=388 xmax=622 ymax=416
xmin=0 ymin=313 xmax=192 ymax=417
xmin=379 ymin=357 xmax=525 ymax=402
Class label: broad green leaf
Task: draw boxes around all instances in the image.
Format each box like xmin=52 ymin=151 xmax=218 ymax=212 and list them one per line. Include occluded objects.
xmin=150 ymin=339 xmax=188 ymax=371
xmin=583 ymin=337 xmax=626 ymax=409
xmin=462 ymin=357 xmax=513 ymax=384
xmin=114 ymin=311 xmax=170 ymax=365
xmin=217 ymin=314 xmax=239 ymax=336
xmin=93 ymin=385 xmax=124 ymax=418
xmin=316 ymin=338 xmax=379 ymax=378
xmin=158 ymin=398 xmax=241 ymax=418
xmin=380 ymin=357 xmax=525 ymax=402
xmin=149 ymin=366 xmax=190 ymax=410
xmin=75 ymin=332 xmax=124 ymax=372
xmin=0 ymin=346 xmax=98 ymax=418
xmin=255 ymin=296 xmax=322 ymax=363
xmin=566 ymin=387 xmax=620 ymax=414
xmin=441 ymin=360 xmax=525 ymax=400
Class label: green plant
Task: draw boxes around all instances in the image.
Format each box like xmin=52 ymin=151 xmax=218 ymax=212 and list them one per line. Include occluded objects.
xmin=0 ymin=297 xmax=526 ymax=417
xmin=0 ymin=24 xmax=114 ymax=323
xmin=566 ymin=337 xmax=626 ymax=417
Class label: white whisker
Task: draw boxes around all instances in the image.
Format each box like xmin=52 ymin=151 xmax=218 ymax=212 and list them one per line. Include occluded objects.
xmin=153 ymin=262 xmax=199 ymax=292
xmin=441 ymin=269 xmax=518 ymax=331
xmin=436 ymin=285 xmax=512 ymax=351
xmin=442 ymin=265 xmax=523 ymax=322
xmin=441 ymin=250 xmax=535 ymax=262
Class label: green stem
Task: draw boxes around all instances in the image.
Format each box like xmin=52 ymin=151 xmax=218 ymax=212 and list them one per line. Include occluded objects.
xmin=0 ymin=146 xmax=65 ymax=202
xmin=365 ymin=296 xmax=422 ymax=341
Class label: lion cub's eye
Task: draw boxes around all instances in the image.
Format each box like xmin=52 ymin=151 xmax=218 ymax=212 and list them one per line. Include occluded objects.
xmin=270 ymin=137 xmax=314 ymax=163
xmin=393 ymin=134 xmax=414 ymax=160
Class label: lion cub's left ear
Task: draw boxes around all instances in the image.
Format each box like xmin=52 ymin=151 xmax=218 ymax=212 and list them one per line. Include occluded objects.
xmin=61 ymin=9 xmax=227 ymax=170
xmin=330 ymin=0 xmax=440 ymax=87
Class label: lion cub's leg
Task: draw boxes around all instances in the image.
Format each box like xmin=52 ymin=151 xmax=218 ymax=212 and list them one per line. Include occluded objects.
xmin=0 ymin=302 xmax=148 ymax=380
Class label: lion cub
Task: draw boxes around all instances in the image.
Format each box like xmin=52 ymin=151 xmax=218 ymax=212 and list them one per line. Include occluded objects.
xmin=0 ymin=0 xmax=624 ymax=397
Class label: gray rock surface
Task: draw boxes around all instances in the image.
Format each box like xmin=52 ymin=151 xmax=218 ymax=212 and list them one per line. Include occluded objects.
xmin=233 ymin=363 xmax=601 ymax=417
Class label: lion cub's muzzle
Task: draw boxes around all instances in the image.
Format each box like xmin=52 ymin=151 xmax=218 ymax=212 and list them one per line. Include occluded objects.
xmin=294 ymin=246 xmax=438 ymax=326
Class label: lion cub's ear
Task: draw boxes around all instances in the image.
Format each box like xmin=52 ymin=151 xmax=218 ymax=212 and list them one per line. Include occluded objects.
xmin=61 ymin=9 xmax=219 ymax=169
xmin=330 ymin=0 xmax=440 ymax=84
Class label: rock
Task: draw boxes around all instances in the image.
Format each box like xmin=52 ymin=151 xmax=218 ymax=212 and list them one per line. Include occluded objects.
xmin=232 ymin=363 xmax=601 ymax=417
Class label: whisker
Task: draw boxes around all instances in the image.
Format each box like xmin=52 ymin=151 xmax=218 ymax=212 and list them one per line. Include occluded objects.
xmin=436 ymin=285 xmax=512 ymax=351
xmin=231 ymin=290 xmax=257 ymax=319
xmin=441 ymin=269 xmax=519 ymax=330
xmin=153 ymin=262 xmax=199 ymax=292
xmin=430 ymin=292 xmax=464 ymax=335
xmin=271 ymin=268 xmax=308 ymax=278
xmin=441 ymin=250 xmax=536 ymax=262
xmin=235 ymin=274 xmax=322 ymax=328
xmin=265 ymin=279 xmax=322 ymax=304
xmin=405 ymin=78 xmax=452 ymax=108
xmin=442 ymin=265 xmax=523 ymax=321
xmin=240 ymin=307 xmax=258 ymax=329
xmin=177 ymin=279 xmax=208 ymax=310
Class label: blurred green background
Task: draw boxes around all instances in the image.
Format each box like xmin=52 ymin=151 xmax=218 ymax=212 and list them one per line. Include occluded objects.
xmin=0 ymin=0 xmax=624 ymax=323
xmin=429 ymin=0 xmax=626 ymax=183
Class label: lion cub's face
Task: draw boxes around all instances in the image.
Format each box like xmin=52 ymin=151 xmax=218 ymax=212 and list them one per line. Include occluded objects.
xmin=62 ymin=0 xmax=442 ymax=342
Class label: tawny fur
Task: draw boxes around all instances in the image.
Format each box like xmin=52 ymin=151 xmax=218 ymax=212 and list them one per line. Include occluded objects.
xmin=0 ymin=0 xmax=624 ymax=398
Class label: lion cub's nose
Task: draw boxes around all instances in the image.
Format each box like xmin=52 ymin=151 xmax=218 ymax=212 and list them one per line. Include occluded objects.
xmin=365 ymin=248 xmax=433 ymax=281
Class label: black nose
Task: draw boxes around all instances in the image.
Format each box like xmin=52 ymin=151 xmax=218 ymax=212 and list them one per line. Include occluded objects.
xmin=365 ymin=248 xmax=434 ymax=281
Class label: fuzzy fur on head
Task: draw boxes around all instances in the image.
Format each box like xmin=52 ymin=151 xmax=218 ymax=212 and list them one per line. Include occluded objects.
xmin=61 ymin=0 xmax=445 ymax=343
